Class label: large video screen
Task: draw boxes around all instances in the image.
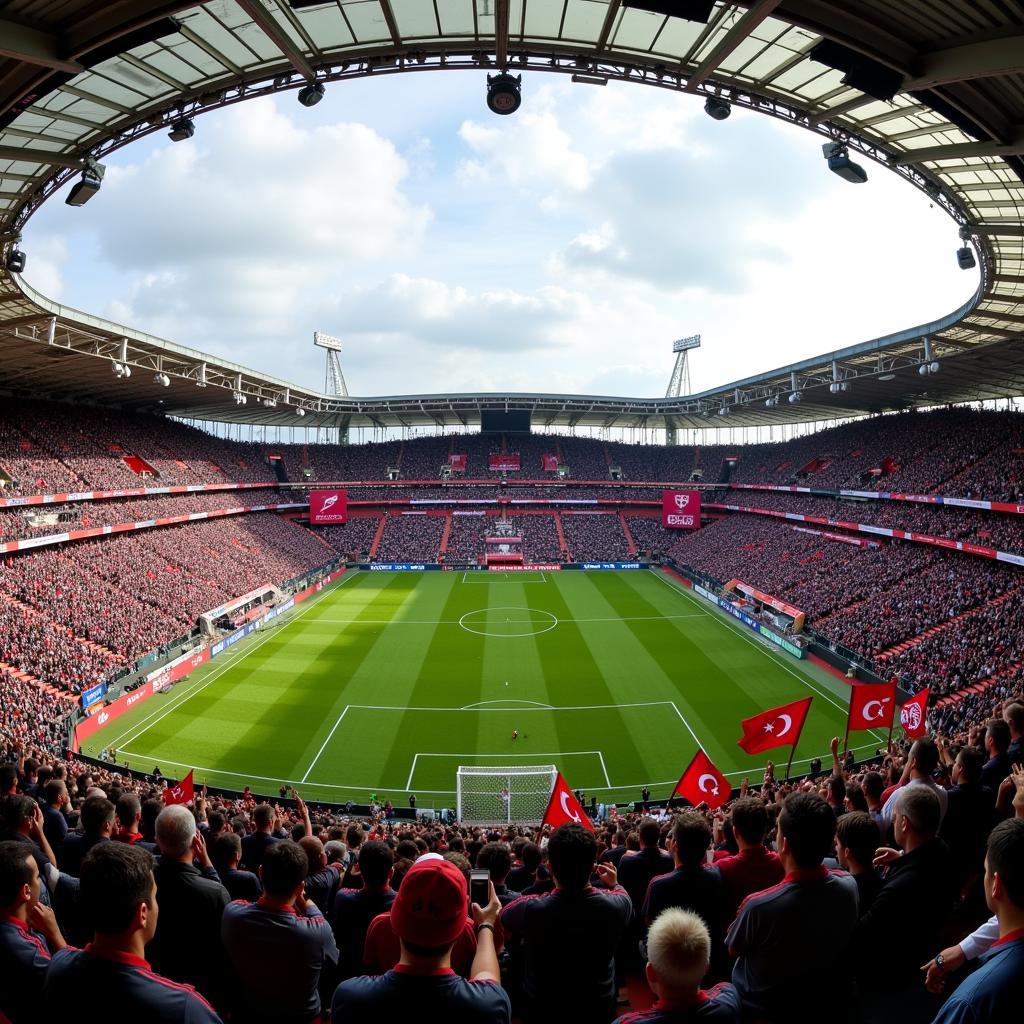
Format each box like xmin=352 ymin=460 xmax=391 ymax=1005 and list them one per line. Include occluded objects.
xmin=481 ymin=409 xmax=531 ymax=434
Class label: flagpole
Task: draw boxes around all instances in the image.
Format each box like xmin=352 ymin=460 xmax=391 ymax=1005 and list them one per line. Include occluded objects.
xmin=784 ymin=742 xmax=797 ymax=782
xmin=842 ymin=717 xmax=852 ymax=761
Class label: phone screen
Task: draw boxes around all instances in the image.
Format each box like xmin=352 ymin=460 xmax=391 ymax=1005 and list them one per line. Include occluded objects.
xmin=469 ymin=870 xmax=489 ymax=907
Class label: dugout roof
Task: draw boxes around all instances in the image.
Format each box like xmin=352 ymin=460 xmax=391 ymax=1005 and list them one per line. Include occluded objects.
xmin=0 ymin=1 xmax=1023 ymax=429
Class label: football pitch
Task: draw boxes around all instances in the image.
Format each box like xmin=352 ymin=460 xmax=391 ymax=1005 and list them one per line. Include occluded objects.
xmin=81 ymin=569 xmax=883 ymax=808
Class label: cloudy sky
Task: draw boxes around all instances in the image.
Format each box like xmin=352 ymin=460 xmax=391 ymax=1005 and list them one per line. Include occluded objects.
xmin=24 ymin=71 xmax=978 ymax=400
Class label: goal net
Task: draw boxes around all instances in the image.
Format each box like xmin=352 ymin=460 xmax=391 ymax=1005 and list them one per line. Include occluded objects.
xmin=456 ymin=765 xmax=557 ymax=825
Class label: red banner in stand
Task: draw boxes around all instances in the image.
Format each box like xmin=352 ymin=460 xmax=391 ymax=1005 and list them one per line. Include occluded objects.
xmin=542 ymin=772 xmax=594 ymax=831
xmin=900 ymin=688 xmax=930 ymax=739
xmin=309 ymin=489 xmax=348 ymax=525
xmin=449 ymin=454 xmax=467 ymax=471
xmin=489 ymin=454 xmax=521 ymax=472
xmin=674 ymin=749 xmax=730 ymax=810
xmin=848 ymin=680 xmax=897 ymax=732
xmin=662 ymin=490 xmax=702 ymax=529
xmin=542 ymin=454 xmax=559 ymax=472
xmin=737 ymin=697 xmax=813 ymax=754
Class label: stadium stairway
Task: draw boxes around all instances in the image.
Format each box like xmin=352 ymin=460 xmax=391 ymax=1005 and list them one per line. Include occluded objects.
xmin=368 ymin=514 xmax=388 ymax=559
xmin=935 ymin=656 xmax=1024 ymax=708
xmin=553 ymin=512 xmax=570 ymax=561
xmin=875 ymin=587 xmax=1022 ymax=662
xmin=618 ymin=512 xmax=637 ymax=555
xmin=438 ymin=512 xmax=452 ymax=558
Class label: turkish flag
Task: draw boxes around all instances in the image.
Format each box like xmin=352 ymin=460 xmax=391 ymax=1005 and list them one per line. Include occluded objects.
xmin=737 ymin=697 xmax=813 ymax=755
xmin=848 ymin=680 xmax=898 ymax=732
xmin=674 ymin=749 xmax=730 ymax=810
xmin=542 ymin=772 xmax=594 ymax=832
xmin=163 ymin=770 xmax=194 ymax=806
xmin=899 ymin=688 xmax=930 ymax=739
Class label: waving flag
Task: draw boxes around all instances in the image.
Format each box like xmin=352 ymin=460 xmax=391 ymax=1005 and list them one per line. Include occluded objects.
xmin=675 ymin=749 xmax=730 ymax=810
xmin=737 ymin=697 xmax=813 ymax=755
xmin=899 ymin=688 xmax=930 ymax=739
xmin=163 ymin=769 xmax=194 ymax=806
xmin=848 ymin=680 xmax=898 ymax=732
xmin=542 ymin=772 xmax=594 ymax=832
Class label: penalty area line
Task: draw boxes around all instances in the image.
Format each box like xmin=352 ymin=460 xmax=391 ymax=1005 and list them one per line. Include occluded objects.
xmin=300 ymin=705 xmax=351 ymax=783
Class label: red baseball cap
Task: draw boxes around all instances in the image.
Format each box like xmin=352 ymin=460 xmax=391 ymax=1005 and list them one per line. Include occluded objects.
xmin=390 ymin=855 xmax=468 ymax=948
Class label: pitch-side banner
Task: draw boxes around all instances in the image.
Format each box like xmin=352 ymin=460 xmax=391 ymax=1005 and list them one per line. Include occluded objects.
xmin=662 ymin=490 xmax=701 ymax=529
xmin=489 ymin=454 xmax=520 ymax=471
xmin=309 ymin=489 xmax=348 ymax=525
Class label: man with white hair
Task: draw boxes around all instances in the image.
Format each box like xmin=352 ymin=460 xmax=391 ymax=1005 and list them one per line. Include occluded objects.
xmin=149 ymin=804 xmax=230 ymax=1010
xmin=614 ymin=908 xmax=740 ymax=1022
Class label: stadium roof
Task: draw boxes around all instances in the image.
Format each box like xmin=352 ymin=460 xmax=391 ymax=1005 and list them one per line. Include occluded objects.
xmin=1 ymin=1 xmax=1022 ymax=430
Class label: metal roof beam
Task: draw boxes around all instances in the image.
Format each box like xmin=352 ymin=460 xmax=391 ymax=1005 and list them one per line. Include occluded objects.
xmin=894 ymin=127 xmax=1024 ymax=165
xmin=685 ymin=0 xmax=784 ymax=93
xmin=234 ymin=0 xmax=316 ymax=82
xmin=495 ymin=0 xmax=510 ymax=70
xmin=0 ymin=18 xmax=84 ymax=74
xmin=595 ymin=1 xmax=622 ymax=52
xmin=907 ymin=35 xmax=1024 ymax=90
xmin=0 ymin=145 xmax=83 ymax=168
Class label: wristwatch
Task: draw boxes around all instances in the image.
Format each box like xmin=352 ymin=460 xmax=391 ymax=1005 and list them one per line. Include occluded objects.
xmin=935 ymin=953 xmax=945 ymax=972
xmin=477 ymin=922 xmax=495 ymax=934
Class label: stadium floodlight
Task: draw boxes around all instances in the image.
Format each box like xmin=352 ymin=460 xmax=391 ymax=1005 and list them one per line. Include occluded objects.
xmin=956 ymin=246 xmax=976 ymax=270
xmin=704 ymin=96 xmax=731 ymax=121
xmin=5 ymin=248 xmax=26 ymax=273
xmin=295 ymin=407 xmax=305 ymax=417
xmin=111 ymin=361 xmax=131 ymax=379
xmin=487 ymin=73 xmax=522 ymax=115
xmin=718 ymin=406 xmax=729 ymax=416
xmin=168 ymin=117 xmax=195 ymax=142
xmin=788 ymin=391 xmax=801 ymax=403
xmin=821 ymin=141 xmax=867 ymax=184
xmin=66 ymin=159 xmax=106 ymax=207
xmin=930 ymin=361 xmax=940 ymax=374
xmin=153 ymin=372 xmax=170 ymax=387
xmin=297 ymin=82 xmax=325 ymax=107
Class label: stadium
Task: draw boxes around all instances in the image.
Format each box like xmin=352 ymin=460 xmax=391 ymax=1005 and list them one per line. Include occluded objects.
xmin=1 ymin=3 xmax=1023 ymax=1023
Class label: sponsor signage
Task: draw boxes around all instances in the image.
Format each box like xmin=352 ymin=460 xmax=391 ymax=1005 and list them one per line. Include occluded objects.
xmin=488 ymin=563 xmax=561 ymax=572
xmin=309 ymin=489 xmax=348 ymax=525
xmin=80 ymin=682 xmax=107 ymax=710
xmin=488 ymin=454 xmax=521 ymax=472
xmin=580 ymin=562 xmax=643 ymax=570
xmin=662 ymin=490 xmax=702 ymax=529
xmin=368 ymin=563 xmax=433 ymax=571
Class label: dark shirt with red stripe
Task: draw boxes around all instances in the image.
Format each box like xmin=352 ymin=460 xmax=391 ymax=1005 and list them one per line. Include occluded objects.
xmin=332 ymin=886 xmax=396 ymax=978
xmin=43 ymin=945 xmax=222 ymax=1023
xmin=501 ymin=884 xmax=632 ymax=1020
xmin=332 ymin=964 xmax=511 ymax=1022
xmin=221 ymin=898 xmax=338 ymax=1023
xmin=714 ymin=847 xmax=784 ymax=918
xmin=0 ymin=915 xmax=52 ymax=1024
xmin=613 ymin=983 xmax=742 ymax=1023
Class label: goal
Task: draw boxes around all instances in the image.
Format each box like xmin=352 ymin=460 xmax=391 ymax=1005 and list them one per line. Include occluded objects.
xmin=456 ymin=764 xmax=557 ymax=825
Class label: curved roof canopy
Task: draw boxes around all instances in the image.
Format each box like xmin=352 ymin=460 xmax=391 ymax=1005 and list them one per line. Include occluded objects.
xmin=0 ymin=1 xmax=1022 ymax=429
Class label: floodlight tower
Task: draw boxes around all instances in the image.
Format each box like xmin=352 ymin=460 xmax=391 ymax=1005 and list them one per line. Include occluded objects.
xmin=666 ymin=335 xmax=701 ymax=398
xmin=313 ymin=332 xmax=349 ymax=397
xmin=665 ymin=335 xmax=701 ymax=447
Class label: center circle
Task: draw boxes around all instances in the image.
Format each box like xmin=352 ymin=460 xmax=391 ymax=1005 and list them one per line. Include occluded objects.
xmin=458 ymin=606 xmax=559 ymax=638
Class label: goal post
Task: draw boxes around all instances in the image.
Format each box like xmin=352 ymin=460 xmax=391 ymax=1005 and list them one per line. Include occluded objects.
xmin=456 ymin=764 xmax=557 ymax=824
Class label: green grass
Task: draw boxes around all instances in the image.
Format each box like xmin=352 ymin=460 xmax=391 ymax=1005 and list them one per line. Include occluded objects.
xmin=82 ymin=569 xmax=881 ymax=808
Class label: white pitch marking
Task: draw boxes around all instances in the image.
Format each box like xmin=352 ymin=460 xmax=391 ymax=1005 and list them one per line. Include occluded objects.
xmin=301 ymin=705 xmax=351 ymax=783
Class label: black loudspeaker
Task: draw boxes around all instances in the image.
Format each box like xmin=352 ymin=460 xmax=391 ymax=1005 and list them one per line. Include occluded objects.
xmin=5 ymin=248 xmax=26 ymax=274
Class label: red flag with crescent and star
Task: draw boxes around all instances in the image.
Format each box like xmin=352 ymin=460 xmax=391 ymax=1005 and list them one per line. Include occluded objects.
xmin=674 ymin=749 xmax=730 ymax=810
xmin=163 ymin=769 xmax=194 ymax=806
xmin=737 ymin=697 xmax=813 ymax=755
xmin=899 ymin=688 xmax=930 ymax=739
xmin=542 ymin=771 xmax=594 ymax=831
xmin=847 ymin=680 xmax=898 ymax=732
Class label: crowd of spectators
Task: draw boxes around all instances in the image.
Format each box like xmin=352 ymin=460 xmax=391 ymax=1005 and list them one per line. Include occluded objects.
xmin=374 ymin=513 xmax=446 ymax=562
xmin=444 ymin=515 xmax=564 ymax=564
xmin=561 ymin=514 xmax=630 ymax=562
xmin=1 ymin=712 xmax=1022 ymax=1024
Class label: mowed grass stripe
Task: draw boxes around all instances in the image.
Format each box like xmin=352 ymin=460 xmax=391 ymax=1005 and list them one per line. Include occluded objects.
xmin=134 ymin=573 xmax=418 ymax=779
xmin=531 ymin=575 xmax=650 ymax=786
xmin=375 ymin=575 xmax=487 ymax=788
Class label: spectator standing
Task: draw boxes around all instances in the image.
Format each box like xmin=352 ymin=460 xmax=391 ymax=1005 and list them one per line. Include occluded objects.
xmin=299 ymin=836 xmax=341 ymax=915
xmin=726 ymin=793 xmax=858 ymax=1023
xmin=209 ymin=831 xmax=262 ymax=902
xmin=0 ymin=840 xmax=66 ymax=1023
xmin=615 ymin=908 xmax=740 ymax=1024
xmin=507 ymin=840 xmax=544 ymax=892
xmin=332 ymin=839 xmax=395 ymax=979
xmin=1004 ymin=702 xmax=1024 ymax=764
xmin=43 ymin=843 xmax=222 ymax=1022
xmin=222 ymin=839 xmax=339 ymax=1023
xmin=713 ymin=799 xmax=784 ymax=918
xmin=880 ymin=739 xmax=948 ymax=830
xmin=40 ymin=780 xmax=69 ymax=855
xmin=619 ymin=819 xmax=674 ymax=918
xmin=940 ymin=746 xmax=995 ymax=894
xmin=642 ymin=813 xmax=725 ymax=974
xmin=931 ymin=819 xmax=1024 ymax=1023
xmin=57 ymin=793 xmax=113 ymax=876
xmin=331 ymin=856 xmax=509 ymax=1021
xmin=980 ymin=719 xmax=1012 ymax=791
xmin=477 ymin=841 xmax=521 ymax=905
xmin=240 ymin=803 xmax=283 ymax=871
xmin=834 ymin=812 xmax=883 ymax=915
xmin=501 ymin=823 xmax=632 ymax=1023
xmin=150 ymin=805 xmax=230 ymax=1008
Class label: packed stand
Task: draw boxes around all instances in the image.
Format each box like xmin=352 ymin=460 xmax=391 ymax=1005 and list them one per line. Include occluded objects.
xmin=374 ymin=513 xmax=446 ymax=562
xmin=561 ymin=513 xmax=630 ymax=562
